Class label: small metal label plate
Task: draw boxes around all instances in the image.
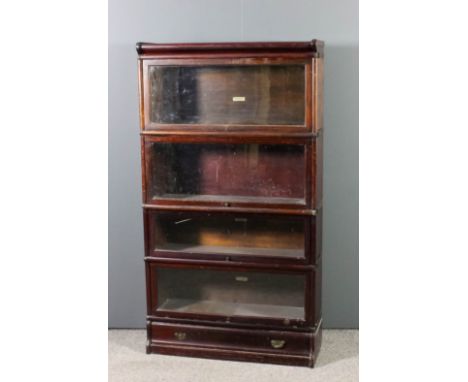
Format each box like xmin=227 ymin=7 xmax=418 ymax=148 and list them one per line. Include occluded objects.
xmin=235 ymin=276 xmax=248 ymax=282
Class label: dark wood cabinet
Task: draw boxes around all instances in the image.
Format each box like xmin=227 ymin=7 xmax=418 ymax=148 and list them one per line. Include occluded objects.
xmin=137 ymin=40 xmax=324 ymax=367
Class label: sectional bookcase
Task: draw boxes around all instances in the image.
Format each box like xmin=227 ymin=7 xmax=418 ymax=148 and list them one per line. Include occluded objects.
xmin=136 ymin=40 xmax=324 ymax=367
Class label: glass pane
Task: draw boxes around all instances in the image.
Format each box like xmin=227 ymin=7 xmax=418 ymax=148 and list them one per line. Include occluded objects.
xmin=148 ymin=142 xmax=305 ymax=205
xmin=149 ymin=65 xmax=305 ymax=125
xmin=156 ymin=267 xmax=305 ymax=319
xmin=151 ymin=211 xmax=305 ymax=259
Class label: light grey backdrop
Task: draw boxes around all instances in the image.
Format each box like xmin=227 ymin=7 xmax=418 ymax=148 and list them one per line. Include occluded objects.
xmin=109 ymin=0 xmax=358 ymax=328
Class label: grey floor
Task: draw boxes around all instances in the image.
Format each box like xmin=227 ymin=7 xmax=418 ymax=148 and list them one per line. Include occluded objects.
xmin=109 ymin=329 xmax=358 ymax=382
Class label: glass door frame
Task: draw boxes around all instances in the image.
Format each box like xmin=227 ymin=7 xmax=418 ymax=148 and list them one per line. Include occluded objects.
xmin=143 ymin=208 xmax=318 ymax=265
xmin=141 ymin=135 xmax=314 ymax=211
xmin=145 ymin=260 xmax=317 ymax=329
xmin=139 ymin=57 xmax=313 ymax=133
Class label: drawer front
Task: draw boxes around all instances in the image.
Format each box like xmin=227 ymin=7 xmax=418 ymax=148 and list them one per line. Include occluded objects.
xmin=148 ymin=321 xmax=311 ymax=356
xmin=144 ymin=209 xmax=315 ymax=263
xmin=141 ymin=58 xmax=312 ymax=132
xmin=146 ymin=262 xmax=316 ymax=328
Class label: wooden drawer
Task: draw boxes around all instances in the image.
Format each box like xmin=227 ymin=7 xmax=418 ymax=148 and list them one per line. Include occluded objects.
xmin=147 ymin=321 xmax=320 ymax=366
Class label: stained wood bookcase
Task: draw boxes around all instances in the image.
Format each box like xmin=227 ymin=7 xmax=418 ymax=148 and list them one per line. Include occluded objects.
xmin=136 ymin=40 xmax=324 ymax=367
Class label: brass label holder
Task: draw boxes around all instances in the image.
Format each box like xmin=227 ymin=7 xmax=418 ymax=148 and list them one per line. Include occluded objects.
xmin=174 ymin=332 xmax=186 ymax=341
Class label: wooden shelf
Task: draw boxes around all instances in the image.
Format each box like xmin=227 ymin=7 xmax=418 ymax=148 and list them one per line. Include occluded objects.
xmin=155 ymin=243 xmax=303 ymax=259
xmin=158 ymin=298 xmax=304 ymax=319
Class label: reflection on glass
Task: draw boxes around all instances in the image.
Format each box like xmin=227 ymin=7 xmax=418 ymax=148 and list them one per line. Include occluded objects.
xmin=156 ymin=267 xmax=305 ymax=319
xmin=149 ymin=65 xmax=305 ymax=125
xmin=151 ymin=211 xmax=305 ymax=258
xmin=148 ymin=143 xmax=305 ymax=205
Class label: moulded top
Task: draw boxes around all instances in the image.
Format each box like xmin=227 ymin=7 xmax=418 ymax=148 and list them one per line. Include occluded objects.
xmin=136 ymin=40 xmax=324 ymax=57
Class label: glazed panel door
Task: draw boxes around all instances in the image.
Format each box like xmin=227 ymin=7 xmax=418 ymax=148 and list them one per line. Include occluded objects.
xmin=141 ymin=58 xmax=313 ymax=132
xmin=145 ymin=210 xmax=311 ymax=263
xmin=147 ymin=263 xmax=314 ymax=328
xmin=144 ymin=140 xmax=308 ymax=207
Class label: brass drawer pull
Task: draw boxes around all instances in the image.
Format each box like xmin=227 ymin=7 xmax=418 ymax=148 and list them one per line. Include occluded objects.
xmin=270 ymin=339 xmax=286 ymax=349
xmin=174 ymin=332 xmax=186 ymax=341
